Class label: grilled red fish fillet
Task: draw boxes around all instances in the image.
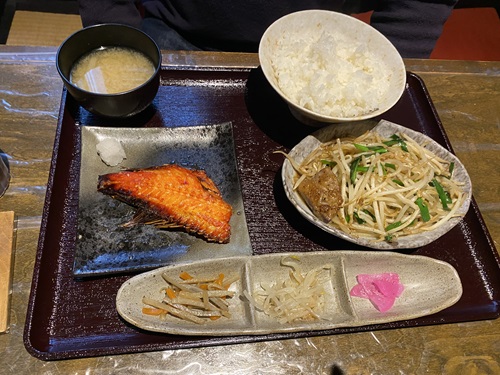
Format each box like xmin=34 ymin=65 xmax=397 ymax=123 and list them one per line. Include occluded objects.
xmin=97 ymin=164 xmax=232 ymax=243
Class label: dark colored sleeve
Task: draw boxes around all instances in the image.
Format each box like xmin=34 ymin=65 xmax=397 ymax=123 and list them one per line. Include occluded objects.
xmin=78 ymin=0 xmax=142 ymax=28
xmin=370 ymin=0 xmax=458 ymax=58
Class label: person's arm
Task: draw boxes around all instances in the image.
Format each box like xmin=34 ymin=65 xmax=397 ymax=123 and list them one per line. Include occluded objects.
xmin=78 ymin=0 xmax=142 ymax=28
xmin=370 ymin=0 xmax=458 ymax=58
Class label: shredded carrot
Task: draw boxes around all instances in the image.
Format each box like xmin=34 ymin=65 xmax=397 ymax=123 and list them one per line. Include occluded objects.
xmin=165 ymin=287 xmax=177 ymax=299
xmin=216 ymin=273 xmax=224 ymax=286
xmin=179 ymin=271 xmax=193 ymax=280
xmin=143 ymin=271 xmax=240 ymax=324
xmin=142 ymin=307 xmax=167 ymax=316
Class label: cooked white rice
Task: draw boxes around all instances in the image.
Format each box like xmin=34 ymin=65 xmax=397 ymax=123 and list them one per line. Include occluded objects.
xmin=270 ymin=30 xmax=392 ymax=118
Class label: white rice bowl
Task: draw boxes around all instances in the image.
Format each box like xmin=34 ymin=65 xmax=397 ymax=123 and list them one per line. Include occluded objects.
xmin=259 ymin=10 xmax=406 ymax=125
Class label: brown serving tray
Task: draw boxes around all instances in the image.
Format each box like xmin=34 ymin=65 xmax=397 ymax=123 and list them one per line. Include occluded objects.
xmin=24 ymin=66 xmax=500 ymax=360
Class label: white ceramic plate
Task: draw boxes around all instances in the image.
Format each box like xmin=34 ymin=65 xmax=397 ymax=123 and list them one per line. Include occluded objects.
xmin=116 ymin=251 xmax=462 ymax=336
xmin=282 ymin=120 xmax=472 ymax=250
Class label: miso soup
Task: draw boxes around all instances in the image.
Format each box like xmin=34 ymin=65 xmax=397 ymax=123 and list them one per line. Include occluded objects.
xmin=70 ymin=47 xmax=156 ymax=94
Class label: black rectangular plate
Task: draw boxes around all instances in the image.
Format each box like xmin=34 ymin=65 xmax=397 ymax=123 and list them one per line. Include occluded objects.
xmin=75 ymin=124 xmax=252 ymax=277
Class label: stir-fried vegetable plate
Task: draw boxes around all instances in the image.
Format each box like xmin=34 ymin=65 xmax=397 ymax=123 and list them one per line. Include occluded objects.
xmin=281 ymin=120 xmax=472 ymax=249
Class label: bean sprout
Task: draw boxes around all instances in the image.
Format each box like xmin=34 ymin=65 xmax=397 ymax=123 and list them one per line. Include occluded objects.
xmin=287 ymin=131 xmax=466 ymax=243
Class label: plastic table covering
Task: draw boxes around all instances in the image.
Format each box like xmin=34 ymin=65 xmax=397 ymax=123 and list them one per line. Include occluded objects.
xmin=0 ymin=46 xmax=499 ymax=374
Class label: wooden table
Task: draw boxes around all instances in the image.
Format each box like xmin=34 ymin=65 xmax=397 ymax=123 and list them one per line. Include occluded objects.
xmin=0 ymin=46 xmax=499 ymax=374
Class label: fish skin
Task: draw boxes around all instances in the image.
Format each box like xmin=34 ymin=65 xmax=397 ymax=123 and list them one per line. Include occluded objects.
xmin=97 ymin=164 xmax=232 ymax=243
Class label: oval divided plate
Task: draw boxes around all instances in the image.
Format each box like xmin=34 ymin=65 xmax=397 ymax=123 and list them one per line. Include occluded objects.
xmin=116 ymin=251 xmax=462 ymax=336
xmin=281 ymin=120 xmax=473 ymax=250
